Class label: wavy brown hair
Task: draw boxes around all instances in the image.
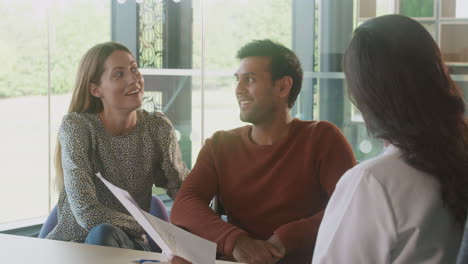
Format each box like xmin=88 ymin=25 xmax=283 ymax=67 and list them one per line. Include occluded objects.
xmin=344 ymin=15 xmax=468 ymax=224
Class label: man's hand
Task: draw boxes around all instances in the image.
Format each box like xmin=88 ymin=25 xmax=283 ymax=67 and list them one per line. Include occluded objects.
xmin=232 ymin=234 xmax=283 ymax=264
xmin=170 ymin=255 xmax=191 ymax=264
xmin=266 ymin=234 xmax=286 ymax=258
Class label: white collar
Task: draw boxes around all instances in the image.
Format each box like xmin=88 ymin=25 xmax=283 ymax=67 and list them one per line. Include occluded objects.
xmin=383 ymin=144 xmax=400 ymax=156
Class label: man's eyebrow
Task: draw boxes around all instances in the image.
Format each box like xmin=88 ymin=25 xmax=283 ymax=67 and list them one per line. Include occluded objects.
xmin=234 ymin=72 xmax=255 ymax=77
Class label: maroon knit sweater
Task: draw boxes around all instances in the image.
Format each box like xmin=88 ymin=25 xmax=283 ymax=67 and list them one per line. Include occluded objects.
xmin=171 ymin=119 xmax=356 ymax=263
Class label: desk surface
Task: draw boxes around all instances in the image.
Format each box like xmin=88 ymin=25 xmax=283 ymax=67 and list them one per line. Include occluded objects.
xmin=0 ymin=234 xmax=234 ymax=264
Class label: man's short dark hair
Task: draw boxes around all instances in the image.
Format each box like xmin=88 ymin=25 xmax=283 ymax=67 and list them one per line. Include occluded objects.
xmin=236 ymin=39 xmax=303 ymax=108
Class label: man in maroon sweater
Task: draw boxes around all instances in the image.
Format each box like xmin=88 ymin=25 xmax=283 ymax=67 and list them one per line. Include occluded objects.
xmin=171 ymin=39 xmax=356 ymax=264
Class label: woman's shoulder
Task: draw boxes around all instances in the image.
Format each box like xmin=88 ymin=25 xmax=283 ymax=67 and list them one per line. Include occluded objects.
xmin=341 ymin=150 xmax=394 ymax=183
xmin=61 ymin=112 xmax=97 ymax=126
xmin=357 ymin=147 xmax=433 ymax=184
xmin=58 ymin=113 xmax=100 ymax=143
xmin=139 ymin=109 xmax=167 ymax=121
xmin=138 ymin=110 xmax=175 ymax=132
xmin=337 ymin=149 xmax=402 ymax=190
xmin=343 ymin=146 xmax=440 ymax=204
xmin=60 ymin=112 xmax=99 ymax=133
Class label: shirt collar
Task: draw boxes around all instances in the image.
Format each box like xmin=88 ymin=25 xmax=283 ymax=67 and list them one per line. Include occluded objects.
xmin=383 ymin=144 xmax=400 ymax=156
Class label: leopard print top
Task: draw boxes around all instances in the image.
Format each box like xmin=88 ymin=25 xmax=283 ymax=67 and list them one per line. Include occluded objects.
xmin=46 ymin=110 xmax=188 ymax=242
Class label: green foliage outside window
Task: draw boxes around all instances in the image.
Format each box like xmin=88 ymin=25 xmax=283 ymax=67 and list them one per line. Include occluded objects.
xmin=400 ymin=0 xmax=434 ymax=18
xmin=0 ymin=0 xmax=110 ymax=98
xmin=193 ymin=0 xmax=292 ymax=71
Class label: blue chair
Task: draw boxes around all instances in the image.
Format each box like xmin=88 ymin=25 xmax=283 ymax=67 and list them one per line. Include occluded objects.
xmin=38 ymin=205 xmax=59 ymax=239
xmin=38 ymin=194 xmax=169 ymax=252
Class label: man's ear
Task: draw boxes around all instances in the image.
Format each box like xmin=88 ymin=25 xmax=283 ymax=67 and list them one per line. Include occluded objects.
xmin=89 ymin=83 xmax=101 ymax=98
xmin=278 ymin=76 xmax=293 ymax=99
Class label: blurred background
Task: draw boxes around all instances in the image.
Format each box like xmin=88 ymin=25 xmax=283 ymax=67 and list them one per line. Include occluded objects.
xmin=0 ymin=0 xmax=467 ymax=234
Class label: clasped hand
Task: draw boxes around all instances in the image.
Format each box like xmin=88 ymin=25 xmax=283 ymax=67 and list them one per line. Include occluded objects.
xmin=169 ymin=234 xmax=285 ymax=264
xmin=232 ymin=234 xmax=286 ymax=264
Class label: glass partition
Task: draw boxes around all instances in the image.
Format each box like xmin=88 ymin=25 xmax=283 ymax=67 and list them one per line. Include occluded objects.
xmin=0 ymin=0 xmax=110 ymax=228
xmin=2 ymin=0 xmax=468 ymax=229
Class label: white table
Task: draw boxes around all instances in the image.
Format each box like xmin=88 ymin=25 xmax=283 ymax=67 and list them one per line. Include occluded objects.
xmin=0 ymin=234 xmax=234 ymax=264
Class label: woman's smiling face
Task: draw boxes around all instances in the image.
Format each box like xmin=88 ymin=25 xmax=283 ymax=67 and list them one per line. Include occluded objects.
xmin=90 ymin=50 xmax=144 ymax=113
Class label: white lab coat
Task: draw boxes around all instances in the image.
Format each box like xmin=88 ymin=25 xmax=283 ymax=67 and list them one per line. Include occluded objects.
xmin=312 ymin=145 xmax=462 ymax=264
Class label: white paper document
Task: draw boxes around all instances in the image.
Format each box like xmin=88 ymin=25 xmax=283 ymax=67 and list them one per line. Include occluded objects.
xmin=96 ymin=173 xmax=217 ymax=264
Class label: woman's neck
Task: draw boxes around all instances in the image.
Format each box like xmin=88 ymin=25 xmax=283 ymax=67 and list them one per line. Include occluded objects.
xmin=99 ymin=109 xmax=138 ymax=136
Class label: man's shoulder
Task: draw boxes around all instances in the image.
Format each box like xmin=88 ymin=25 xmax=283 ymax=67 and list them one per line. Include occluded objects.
xmin=292 ymin=119 xmax=342 ymax=136
xmin=207 ymin=125 xmax=249 ymax=145
xmin=210 ymin=125 xmax=249 ymax=139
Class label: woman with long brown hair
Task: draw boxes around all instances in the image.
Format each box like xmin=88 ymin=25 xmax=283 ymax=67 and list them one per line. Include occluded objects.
xmin=46 ymin=42 xmax=188 ymax=251
xmin=313 ymin=15 xmax=468 ymax=263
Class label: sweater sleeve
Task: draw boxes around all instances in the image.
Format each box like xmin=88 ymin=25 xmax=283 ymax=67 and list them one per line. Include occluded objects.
xmin=60 ymin=114 xmax=145 ymax=238
xmin=152 ymin=113 xmax=188 ymax=200
xmin=170 ymin=137 xmax=248 ymax=256
xmin=312 ymin=166 xmax=396 ymax=264
xmin=274 ymin=122 xmax=357 ymax=254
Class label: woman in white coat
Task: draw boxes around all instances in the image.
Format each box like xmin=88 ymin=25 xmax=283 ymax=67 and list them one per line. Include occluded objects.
xmin=312 ymin=15 xmax=468 ymax=264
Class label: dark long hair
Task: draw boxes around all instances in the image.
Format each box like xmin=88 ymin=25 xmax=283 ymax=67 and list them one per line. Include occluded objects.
xmin=344 ymin=15 xmax=468 ymax=224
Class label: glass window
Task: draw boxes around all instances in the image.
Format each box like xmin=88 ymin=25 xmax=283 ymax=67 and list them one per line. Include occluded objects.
xmin=0 ymin=0 xmax=110 ymax=228
xmin=440 ymin=23 xmax=468 ymax=64
xmin=453 ymin=79 xmax=468 ymax=111
xmin=359 ymin=0 xmax=395 ymax=19
xmin=0 ymin=1 xmax=49 ymax=224
xmin=360 ymin=0 xmax=377 ymax=18
xmin=200 ymin=0 xmax=292 ymax=135
xmin=442 ymin=0 xmax=468 ymax=18
xmin=315 ymin=77 xmax=385 ymax=161
xmin=421 ymin=22 xmax=436 ymax=39
xmin=3 ymin=0 xmax=468 ymax=229
xmin=399 ymin=0 xmax=434 ymax=18
xmin=0 ymin=1 xmax=51 ymax=227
